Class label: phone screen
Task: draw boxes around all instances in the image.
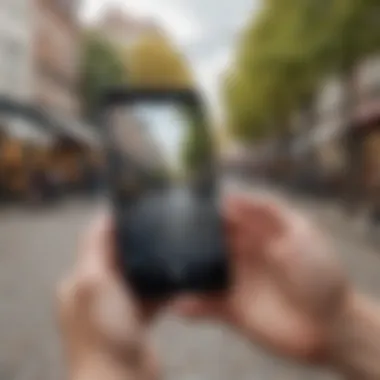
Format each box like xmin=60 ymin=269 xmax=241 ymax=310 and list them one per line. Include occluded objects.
xmin=110 ymin=102 xmax=214 ymax=196
xmin=105 ymin=93 xmax=227 ymax=298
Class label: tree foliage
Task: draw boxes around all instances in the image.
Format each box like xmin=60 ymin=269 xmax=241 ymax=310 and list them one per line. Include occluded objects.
xmin=181 ymin=108 xmax=212 ymax=173
xmin=81 ymin=26 xmax=207 ymax=173
xmin=80 ymin=31 xmax=127 ymax=120
xmin=223 ymin=0 xmax=380 ymax=144
xmin=126 ymin=30 xmax=194 ymax=89
xmin=126 ymin=30 xmax=204 ymax=170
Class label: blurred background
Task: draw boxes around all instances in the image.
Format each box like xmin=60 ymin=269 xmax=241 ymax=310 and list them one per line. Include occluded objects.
xmin=0 ymin=0 xmax=379 ymax=379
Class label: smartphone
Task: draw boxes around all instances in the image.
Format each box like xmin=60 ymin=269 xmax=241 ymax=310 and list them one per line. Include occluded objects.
xmin=100 ymin=88 xmax=229 ymax=299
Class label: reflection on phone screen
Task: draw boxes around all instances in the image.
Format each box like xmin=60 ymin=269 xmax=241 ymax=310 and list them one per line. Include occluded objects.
xmin=108 ymin=100 xmax=223 ymax=291
xmin=110 ymin=102 xmax=214 ymax=202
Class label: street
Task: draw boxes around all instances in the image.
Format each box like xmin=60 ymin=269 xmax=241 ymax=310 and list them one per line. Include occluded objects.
xmin=1 ymin=187 xmax=380 ymax=380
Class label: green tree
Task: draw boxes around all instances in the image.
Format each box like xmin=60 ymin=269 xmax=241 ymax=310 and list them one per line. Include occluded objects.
xmin=222 ymin=0 xmax=377 ymax=144
xmin=80 ymin=31 xmax=127 ymax=120
xmin=223 ymin=1 xmax=302 ymax=145
xmin=230 ymin=0 xmax=379 ymax=135
xmin=326 ymin=0 xmax=380 ymax=109
xmin=223 ymin=0 xmax=380 ymax=187
xmin=126 ymin=29 xmax=202 ymax=173
xmin=181 ymin=108 xmax=212 ymax=173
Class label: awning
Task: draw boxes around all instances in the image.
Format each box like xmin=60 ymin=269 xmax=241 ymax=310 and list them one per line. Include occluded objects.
xmin=0 ymin=97 xmax=103 ymax=148
xmin=0 ymin=97 xmax=56 ymax=146
xmin=46 ymin=110 xmax=102 ymax=148
xmin=0 ymin=115 xmax=54 ymax=146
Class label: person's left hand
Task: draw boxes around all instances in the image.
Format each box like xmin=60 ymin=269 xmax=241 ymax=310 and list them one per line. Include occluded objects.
xmin=57 ymin=213 xmax=163 ymax=380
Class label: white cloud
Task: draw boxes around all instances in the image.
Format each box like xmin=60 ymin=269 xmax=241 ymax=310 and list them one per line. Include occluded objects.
xmin=157 ymin=7 xmax=202 ymax=46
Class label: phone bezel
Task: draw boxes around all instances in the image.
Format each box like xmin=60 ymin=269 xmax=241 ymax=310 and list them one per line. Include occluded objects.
xmin=99 ymin=87 xmax=228 ymax=298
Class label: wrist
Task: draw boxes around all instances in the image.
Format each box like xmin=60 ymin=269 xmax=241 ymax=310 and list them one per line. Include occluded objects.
xmin=327 ymin=290 xmax=380 ymax=378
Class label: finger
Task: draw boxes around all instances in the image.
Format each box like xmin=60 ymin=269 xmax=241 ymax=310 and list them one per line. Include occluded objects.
xmin=78 ymin=211 xmax=116 ymax=276
xmin=266 ymin=209 xmax=315 ymax=270
xmin=223 ymin=193 xmax=256 ymax=213
xmin=246 ymin=202 xmax=285 ymax=238
xmin=223 ymin=196 xmax=265 ymax=274
xmin=224 ymin=194 xmax=285 ymax=236
xmin=223 ymin=194 xmax=252 ymax=233
xmin=224 ymin=195 xmax=276 ymax=262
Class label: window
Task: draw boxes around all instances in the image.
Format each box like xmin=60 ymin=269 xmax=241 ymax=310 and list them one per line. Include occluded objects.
xmin=38 ymin=62 xmax=77 ymax=94
xmin=1 ymin=38 xmax=24 ymax=95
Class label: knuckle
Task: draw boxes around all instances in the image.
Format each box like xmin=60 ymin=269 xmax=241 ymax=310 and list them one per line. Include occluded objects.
xmin=55 ymin=265 xmax=109 ymax=321
xmin=55 ymin=268 xmax=108 ymax=330
xmin=55 ymin=273 xmax=98 ymax=318
xmin=56 ymin=275 xmax=78 ymax=321
xmin=74 ymin=270 xmax=107 ymax=303
xmin=56 ymin=270 xmax=98 ymax=306
xmin=56 ymin=275 xmax=76 ymax=304
xmin=80 ymin=270 xmax=105 ymax=291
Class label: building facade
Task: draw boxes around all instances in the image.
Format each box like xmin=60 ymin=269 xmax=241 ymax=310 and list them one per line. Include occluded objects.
xmin=33 ymin=0 xmax=81 ymax=117
xmin=287 ymin=54 xmax=380 ymax=199
xmin=0 ymin=0 xmax=49 ymax=200
xmin=0 ymin=0 xmax=34 ymax=101
xmin=311 ymin=75 xmax=347 ymax=177
xmin=0 ymin=0 xmax=104 ymax=201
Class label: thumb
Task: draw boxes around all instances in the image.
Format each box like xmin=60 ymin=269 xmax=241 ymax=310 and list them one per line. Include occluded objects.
xmin=78 ymin=211 xmax=116 ymax=276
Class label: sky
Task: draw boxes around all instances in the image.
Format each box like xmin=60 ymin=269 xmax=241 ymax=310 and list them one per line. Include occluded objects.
xmin=81 ymin=0 xmax=260 ymax=120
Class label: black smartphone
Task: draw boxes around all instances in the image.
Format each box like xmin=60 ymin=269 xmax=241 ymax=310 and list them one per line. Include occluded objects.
xmin=100 ymin=88 xmax=229 ymax=299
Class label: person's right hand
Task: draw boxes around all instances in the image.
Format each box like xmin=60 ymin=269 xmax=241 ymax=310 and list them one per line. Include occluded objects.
xmin=172 ymin=194 xmax=351 ymax=363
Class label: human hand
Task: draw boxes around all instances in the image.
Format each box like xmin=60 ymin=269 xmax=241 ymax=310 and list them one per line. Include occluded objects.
xmin=172 ymin=194 xmax=350 ymax=363
xmin=57 ymin=214 xmax=162 ymax=380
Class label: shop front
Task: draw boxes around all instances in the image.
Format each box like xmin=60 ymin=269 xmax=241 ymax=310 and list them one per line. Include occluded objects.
xmin=45 ymin=111 xmax=104 ymax=197
xmin=0 ymin=115 xmax=55 ymax=203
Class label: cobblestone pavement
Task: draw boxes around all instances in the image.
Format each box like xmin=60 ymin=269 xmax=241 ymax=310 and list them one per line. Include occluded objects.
xmin=0 ymin=190 xmax=379 ymax=380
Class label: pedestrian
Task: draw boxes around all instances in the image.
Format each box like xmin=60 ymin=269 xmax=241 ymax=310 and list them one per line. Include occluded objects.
xmin=57 ymin=195 xmax=380 ymax=380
